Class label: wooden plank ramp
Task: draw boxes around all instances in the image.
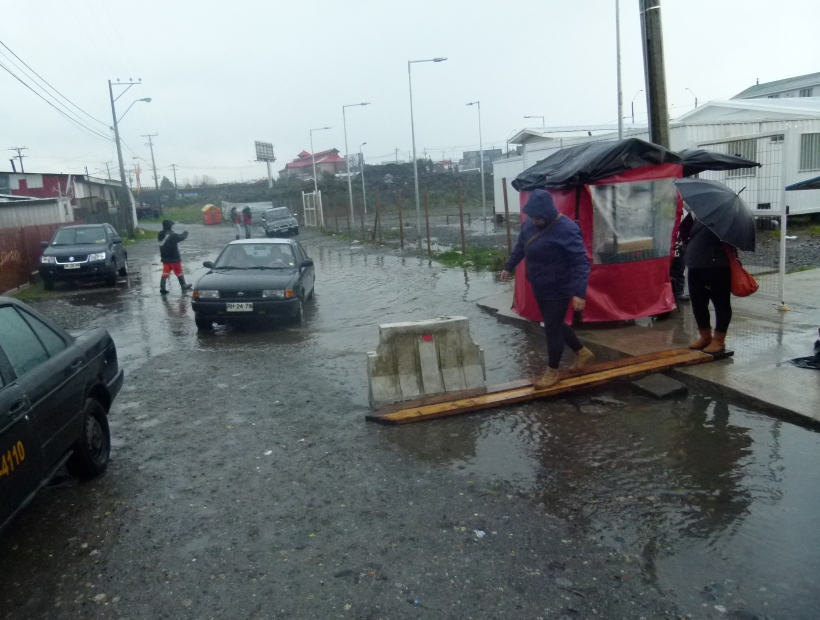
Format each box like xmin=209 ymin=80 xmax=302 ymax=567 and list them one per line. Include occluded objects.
xmin=366 ymin=348 xmax=731 ymax=425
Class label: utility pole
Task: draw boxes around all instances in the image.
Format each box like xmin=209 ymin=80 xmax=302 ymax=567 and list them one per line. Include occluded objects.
xmin=142 ymin=133 xmax=161 ymax=208
xmin=639 ymin=0 xmax=670 ymax=148
xmin=8 ymin=147 xmax=27 ymax=173
xmin=615 ymin=0 xmax=624 ymax=140
xmin=108 ymin=79 xmax=142 ymax=233
xmin=395 ymin=148 xmax=399 ymax=164
xmin=171 ymin=163 xmax=179 ymax=201
xmin=103 ymin=161 xmax=112 ymax=179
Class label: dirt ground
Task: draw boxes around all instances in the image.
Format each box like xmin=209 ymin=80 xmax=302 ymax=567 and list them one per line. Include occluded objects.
xmin=2 ymin=223 xmax=818 ymax=620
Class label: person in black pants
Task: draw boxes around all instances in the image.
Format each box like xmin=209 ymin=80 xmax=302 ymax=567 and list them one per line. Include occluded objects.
xmin=501 ymin=190 xmax=592 ymax=389
xmin=684 ymin=218 xmax=732 ymax=354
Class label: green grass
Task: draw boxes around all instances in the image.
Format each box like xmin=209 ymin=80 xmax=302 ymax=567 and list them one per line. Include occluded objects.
xmin=124 ymin=227 xmax=156 ymax=245
xmin=12 ymin=281 xmax=49 ymax=302
xmin=434 ymin=248 xmax=508 ymax=271
xmin=787 ymin=265 xmax=818 ymax=274
xmin=139 ymin=204 xmax=208 ymax=225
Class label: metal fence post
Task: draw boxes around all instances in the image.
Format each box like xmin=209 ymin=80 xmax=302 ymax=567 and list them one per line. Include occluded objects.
xmin=458 ymin=181 xmax=466 ymax=255
xmin=397 ymin=192 xmax=404 ymax=250
xmin=502 ymin=177 xmax=512 ymax=253
xmin=423 ymin=187 xmax=432 ymax=256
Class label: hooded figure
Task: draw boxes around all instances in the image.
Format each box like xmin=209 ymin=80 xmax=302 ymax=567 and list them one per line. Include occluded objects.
xmin=230 ymin=207 xmax=241 ymax=239
xmin=502 ymin=190 xmax=593 ymax=388
xmin=241 ymin=206 xmax=253 ymax=239
xmin=157 ymin=219 xmax=192 ymax=294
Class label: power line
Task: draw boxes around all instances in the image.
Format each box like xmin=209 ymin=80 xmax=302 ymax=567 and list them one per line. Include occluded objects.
xmin=0 ymin=59 xmax=112 ymax=142
xmin=0 ymin=38 xmax=109 ymax=128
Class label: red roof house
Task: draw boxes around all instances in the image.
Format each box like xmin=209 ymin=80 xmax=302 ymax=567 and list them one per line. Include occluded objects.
xmin=279 ymin=149 xmax=346 ymax=180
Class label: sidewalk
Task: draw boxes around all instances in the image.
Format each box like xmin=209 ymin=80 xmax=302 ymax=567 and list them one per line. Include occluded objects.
xmin=478 ymin=269 xmax=820 ymax=425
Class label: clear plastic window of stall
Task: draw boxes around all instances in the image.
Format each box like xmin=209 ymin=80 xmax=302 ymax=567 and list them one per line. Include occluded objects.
xmin=589 ymin=178 xmax=677 ymax=265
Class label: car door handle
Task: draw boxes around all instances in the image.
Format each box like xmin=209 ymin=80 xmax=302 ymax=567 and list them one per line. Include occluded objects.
xmin=70 ymin=358 xmax=84 ymax=370
xmin=8 ymin=399 xmax=29 ymax=416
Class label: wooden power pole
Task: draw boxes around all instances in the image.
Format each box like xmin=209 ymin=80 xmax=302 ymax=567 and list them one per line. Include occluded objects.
xmin=639 ymin=0 xmax=670 ymax=148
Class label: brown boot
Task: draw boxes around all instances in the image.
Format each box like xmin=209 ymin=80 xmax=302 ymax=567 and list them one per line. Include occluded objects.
xmin=688 ymin=328 xmax=712 ymax=350
xmin=703 ymin=331 xmax=726 ymax=354
xmin=533 ymin=367 xmax=561 ymax=390
xmin=570 ymin=347 xmax=595 ymax=372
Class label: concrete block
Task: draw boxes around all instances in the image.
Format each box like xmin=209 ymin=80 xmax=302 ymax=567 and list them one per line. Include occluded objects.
xmin=367 ymin=316 xmax=486 ymax=408
xmin=631 ymin=373 xmax=688 ymax=399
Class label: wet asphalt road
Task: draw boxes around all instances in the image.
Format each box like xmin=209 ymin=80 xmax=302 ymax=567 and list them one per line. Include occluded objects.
xmin=1 ymin=223 xmax=819 ymax=620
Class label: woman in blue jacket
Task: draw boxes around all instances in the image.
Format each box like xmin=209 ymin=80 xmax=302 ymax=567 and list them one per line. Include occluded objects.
xmin=501 ymin=190 xmax=593 ymax=389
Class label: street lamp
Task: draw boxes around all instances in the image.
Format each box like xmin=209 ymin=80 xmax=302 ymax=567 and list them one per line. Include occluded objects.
xmin=524 ymin=115 xmax=545 ymax=128
xmin=119 ymin=97 xmax=152 ymax=123
xmin=631 ymin=89 xmax=643 ymax=124
xmin=107 ymin=78 xmax=148 ymax=233
xmin=309 ymin=126 xmax=331 ymax=202
xmin=359 ymin=142 xmax=368 ymax=218
xmin=466 ymin=101 xmax=487 ymax=233
xmin=409 ymin=56 xmax=447 ymax=248
xmin=506 ymin=129 xmax=518 ymax=158
xmin=686 ymin=87 xmax=698 ymax=108
xmin=342 ymin=103 xmax=370 ymax=228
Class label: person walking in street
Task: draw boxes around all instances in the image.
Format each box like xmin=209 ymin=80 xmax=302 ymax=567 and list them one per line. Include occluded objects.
xmin=242 ymin=206 xmax=253 ymax=239
xmin=684 ymin=215 xmax=732 ymax=354
xmin=500 ymin=189 xmax=593 ymax=389
xmin=230 ymin=206 xmax=241 ymax=240
xmin=158 ymin=219 xmax=193 ymax=294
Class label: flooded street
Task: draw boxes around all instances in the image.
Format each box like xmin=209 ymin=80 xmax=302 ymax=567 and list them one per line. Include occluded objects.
xmin=2 ymin=223 xmax=818 ymax=619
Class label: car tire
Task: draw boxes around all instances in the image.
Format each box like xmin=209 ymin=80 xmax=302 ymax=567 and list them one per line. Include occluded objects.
xmin=292 ymin=298 xmax=304 ymax=324
xmin=293 ymin=227 xmax=299 ymax=236
xmin=66 ymin=398 xmax=111 ymax=480
xmin=43 ymin=278 xmax=55 ymax=291
xmin=105 ymin=270 xmax=118 ymax=286
xmin=195 ymin=315 xmax=213 ymax=330
xmin=118 ymin=260 xmax=128 ymax=277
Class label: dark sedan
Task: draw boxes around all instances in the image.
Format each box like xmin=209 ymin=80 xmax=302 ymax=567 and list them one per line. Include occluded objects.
xmin=39 ymin=224 xmax=128 ymax=289
xmin=0 ymin=297 xmax=123 ymax=533
xmin=261 ymin=207 xmax=299 ymax=237
xmin=191 ymin=239 xmax=315 ymax=329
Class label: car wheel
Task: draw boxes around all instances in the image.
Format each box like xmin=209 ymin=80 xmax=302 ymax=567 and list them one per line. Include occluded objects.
xmin=118 ymin=259 xmax=128 ymax=277
xmin=195 ymin=314 xmax=213 ymax=330
xmin=294 ymin=227 xmax=299 ymax=236
xmin=105 ymin=270 xmax=118 ymax=286
xmin=292 ymin=298 xmax=304 ymax=324
xmin=307 ymin=282 xmax=315 ymax=300
xmin=43 ymin=278 xmax=55 ymax=291
xmin=66 ymin=398 xmax=110 ymax=479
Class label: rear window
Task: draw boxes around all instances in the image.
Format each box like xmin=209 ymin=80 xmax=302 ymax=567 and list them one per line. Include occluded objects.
xmin=52 ymin=226 xmax=107 ymax=246
xmin=266 ymin=208 xmax=291 ymax=219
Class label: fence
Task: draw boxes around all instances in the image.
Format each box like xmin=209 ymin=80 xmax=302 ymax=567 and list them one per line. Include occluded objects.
xmin=697 ymin=131 xmax=788 ymax=305
xmin=302 ymin=191 xmax=324 ymax=228
xmin=0 ymin=222 xmax=80 ymax=294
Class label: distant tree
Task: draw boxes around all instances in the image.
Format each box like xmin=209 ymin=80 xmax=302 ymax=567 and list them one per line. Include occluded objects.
xmin=160 ymin=176 xmax=174 ymax=189
xmin=200 ymin=174 xmax=217 ymax=187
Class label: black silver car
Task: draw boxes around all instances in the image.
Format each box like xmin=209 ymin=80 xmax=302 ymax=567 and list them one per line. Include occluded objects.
xmin=191 ymin=239 xmax=315 ymax=329
xmin=0 ymin=297 xmax=123 ymax=533
xmin=261 ymin=207 xmax=299 ymax=237
xmin=39 ymin=224 xmax=128 ymax=289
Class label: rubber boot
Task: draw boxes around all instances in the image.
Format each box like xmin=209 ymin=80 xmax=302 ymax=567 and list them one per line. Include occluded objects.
xmin=703 ymin=331 xmax=726 ymax=354
xmin=178 ymin=275 xmax=193 ymax=291
xmin=570 ymin=347 xmax=595 ymax=372
xmin=688 ymin=328 xmax=712 ymax=350
xmin=533 ymin=367 xmax=561 ymax=390
xmin=160 ymin=277 xmax=169 ymax=295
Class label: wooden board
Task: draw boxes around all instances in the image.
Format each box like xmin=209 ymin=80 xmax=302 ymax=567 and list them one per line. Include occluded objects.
xmin=366 ymin=348 xmax=731 ymax=425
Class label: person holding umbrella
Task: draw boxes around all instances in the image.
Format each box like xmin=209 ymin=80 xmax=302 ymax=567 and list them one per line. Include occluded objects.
xmin=675 ymin=178 xmax=757 ymax=354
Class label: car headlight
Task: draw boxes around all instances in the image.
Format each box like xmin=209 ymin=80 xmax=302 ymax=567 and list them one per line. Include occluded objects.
xmin=41 ymin=256 xmax=56 ymax=264
xmin=88 ymin=252 xmax=106 ymax=262
xmin=262 ymin=289 xmax=285 ymax=298
xmin=194 ymin=289 xmax=219 ymax=299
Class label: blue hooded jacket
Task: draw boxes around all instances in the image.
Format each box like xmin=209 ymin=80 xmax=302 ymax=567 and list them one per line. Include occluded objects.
xmin=503 ymin=190 xmax=590 ymax=300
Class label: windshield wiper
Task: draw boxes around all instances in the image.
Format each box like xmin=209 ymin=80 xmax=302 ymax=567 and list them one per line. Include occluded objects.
xmin=245 ymin=265 xmax=292 ymax=270
xmin=214 ymin=266 xmax=249 ymax=270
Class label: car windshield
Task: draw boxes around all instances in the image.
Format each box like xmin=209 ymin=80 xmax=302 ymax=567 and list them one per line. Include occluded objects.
xmin=214 ymin=244 xmax=297 ymax=269
xmin=266 ymin=208 xmax=291 ymax=220
xmin=51 ymin=226 xmax=107 ymax=246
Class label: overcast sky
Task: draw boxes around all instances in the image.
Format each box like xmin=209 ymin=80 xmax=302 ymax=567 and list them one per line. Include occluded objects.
xmin=2 ymin=0 xmax=818 ymax=185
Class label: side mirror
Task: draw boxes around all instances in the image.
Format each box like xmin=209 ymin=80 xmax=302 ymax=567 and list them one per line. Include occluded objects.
xmin=203 ymin=261 xmax=214 ymax=269
xmin=40 ymin=241 xmax=49 ymax=249
xmin=301 ymin=258 xmax=314 ymax=269
xmin=112 ymin=237 xmax=122 ymax=244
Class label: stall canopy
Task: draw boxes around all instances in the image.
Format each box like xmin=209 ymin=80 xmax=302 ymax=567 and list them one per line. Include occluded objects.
xmin=785 ymin=175 xmax=820 ymax=192
xmin=510 ymin=138 xmax=760 ymax=324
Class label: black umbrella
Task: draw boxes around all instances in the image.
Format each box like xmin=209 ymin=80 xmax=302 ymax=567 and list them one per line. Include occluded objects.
xmin=674 ymin=178 xmax=756 ymax=252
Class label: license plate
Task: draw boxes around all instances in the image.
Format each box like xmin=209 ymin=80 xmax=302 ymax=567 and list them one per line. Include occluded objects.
xmin=63 ymin=263 xmax=81 ymax=269
xmin=226 ymin=302 xmax=253 ymax=312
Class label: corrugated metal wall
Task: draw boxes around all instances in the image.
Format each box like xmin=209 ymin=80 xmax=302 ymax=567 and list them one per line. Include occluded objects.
xmin=0 ymin=201 xmax=65 ymax=228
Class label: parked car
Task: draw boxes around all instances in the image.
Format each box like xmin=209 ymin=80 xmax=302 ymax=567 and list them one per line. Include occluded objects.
xmin=261 ymin=207 xmax=299 ymax=237
xmin=191 ymin=239 xmax=315 ymax=329
xmin=0 ymin=297 xmax=123 ymax=533
xmin=39 ymin=224 xmax=128 ymax=289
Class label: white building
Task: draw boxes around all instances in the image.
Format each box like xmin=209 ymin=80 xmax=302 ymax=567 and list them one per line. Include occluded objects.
xmin=493 ymin=98 xmax=820 ymax=217
xmin=733 ymin=72 xmax=820 ymax=100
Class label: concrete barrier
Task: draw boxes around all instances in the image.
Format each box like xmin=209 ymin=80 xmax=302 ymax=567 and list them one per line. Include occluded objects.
xmin=367 ymin=316 xmax=486 ymax=408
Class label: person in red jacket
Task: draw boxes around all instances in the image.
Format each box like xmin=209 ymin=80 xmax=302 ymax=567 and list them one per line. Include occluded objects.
xmin=242 ymin=206 xmax=252 ymax=239
xmin=230 ymin=206 xmax=241 ymax=240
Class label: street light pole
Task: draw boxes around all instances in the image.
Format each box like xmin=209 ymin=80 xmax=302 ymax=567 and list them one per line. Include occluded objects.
xmin=467 ymin=101 xmax=487 ymax=232
xmin=616 ymin=0 xmax=624 ymax=140
xmin=631 ymin=89 xmax=643 ymax=124
xmin=524 ymin=115 xmax=545 ymax=128
xmin=686 ymin=87 xmax=698 ymax=108
xmin=108 ymin=79 xmax=148 ymax=233
xmin=309 ymin=126 xmax=331 ymax=199
xmin=342 ymin=103 xmax=370 ymax=230
xmin=409 ymin=57 xmax=447 ymax=248
xmin=359 ymin=143 xmax=368 ymax=217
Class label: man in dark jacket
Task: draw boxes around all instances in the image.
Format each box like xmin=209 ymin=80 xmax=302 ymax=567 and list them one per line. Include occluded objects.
xmin=158 ymin=219 xmax=192 ymax=294
xmin=242 ymin=206 xmax=252 ymax=239
xmin=501 ymin=190 xmax=593 ymax=388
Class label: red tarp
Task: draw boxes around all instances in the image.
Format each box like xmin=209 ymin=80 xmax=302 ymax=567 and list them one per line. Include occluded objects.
xmin=513 ymin=163 xmax=683 ymax=323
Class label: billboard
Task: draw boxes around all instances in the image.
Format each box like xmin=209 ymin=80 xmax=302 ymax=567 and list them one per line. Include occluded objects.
xmin=255 ymin=141 xmax=275 ymax=161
